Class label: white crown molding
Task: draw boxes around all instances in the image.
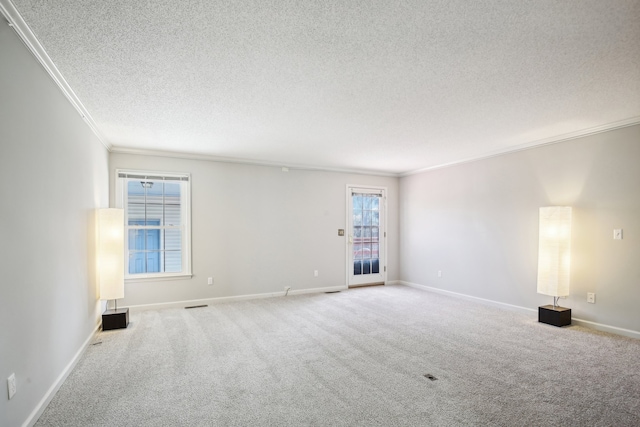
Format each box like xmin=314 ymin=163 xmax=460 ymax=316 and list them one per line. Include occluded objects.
xmin=113 ymin=114 xmax=640 ymax=178
xmin=401 ymin=116 xmax=640 ymax=177
xmin=0 ymin=0 xmax=109 ymax=151
xmin=109 ymin=146 xmax=400 ymax=177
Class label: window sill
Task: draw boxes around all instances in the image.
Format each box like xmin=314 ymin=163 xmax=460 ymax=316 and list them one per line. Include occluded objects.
xmin=125 ymin=273 xmax=193 ymax=283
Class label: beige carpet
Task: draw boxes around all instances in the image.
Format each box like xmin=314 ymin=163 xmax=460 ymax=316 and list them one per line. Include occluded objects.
xmin=36 ymin=285 xmax=640 ymax=426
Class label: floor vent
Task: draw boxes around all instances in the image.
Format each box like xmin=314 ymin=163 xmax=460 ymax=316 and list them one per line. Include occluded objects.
xmin=423 ymin=374 xmax=438 ymax=381
xmin=185 ymin=305 xmax=208 ymax=309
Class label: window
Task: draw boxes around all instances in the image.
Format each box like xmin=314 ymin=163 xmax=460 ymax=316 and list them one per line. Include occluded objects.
xmin=116 ymin=170 xmax=191 ymax=279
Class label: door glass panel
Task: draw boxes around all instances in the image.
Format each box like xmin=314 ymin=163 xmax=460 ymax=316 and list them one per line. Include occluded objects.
xmin=354 ymin=260 xmax=362 ymax=275
xmin=372 ymin=259 xmax=379 ymax=274
xmin=353 ymin=212 xmax=362 ymax=226
xmin=362 ymin=242 xmax=371 ymax=259
xmin=353 ymin=196 xmax=362 ymax=210
xmin=362 ymin=259 xmax=371 ymax=274
xmin=363 ymin=211 xmax=371 ymax=226
xmin=353 ymin=243 xmax=363 ymax=259
xmin=363 ymin=197 xmax=372 ymax=210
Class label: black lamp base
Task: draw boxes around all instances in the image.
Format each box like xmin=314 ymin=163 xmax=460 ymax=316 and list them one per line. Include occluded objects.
xmin=538 ymin=305 xmax=571 ymax=327
xmin=102 ymin=308 xmax=129 ymax=330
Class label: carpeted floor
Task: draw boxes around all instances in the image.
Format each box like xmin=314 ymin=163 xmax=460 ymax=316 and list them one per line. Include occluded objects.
xmin=36 ymin=285 xmax=640 ymax=426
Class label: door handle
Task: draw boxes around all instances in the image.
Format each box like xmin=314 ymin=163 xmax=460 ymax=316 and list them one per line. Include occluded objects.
xmin=349 ymin=235 xmax=353 ymax=244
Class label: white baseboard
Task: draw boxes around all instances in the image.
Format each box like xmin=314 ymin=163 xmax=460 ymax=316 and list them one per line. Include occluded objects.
xmin=385 ymin=280 xmax=403 ymax=286
xmin=570 ymin=317 xmax=640 ymax=340
xmin=398 ymin=281 xmax=640 ymax=340
xmin=289 ymin=285 xmax=347 ymax=296
xmin=23 ymin=323 xmax=101 ymax=427
xmin=126 ymin=285 xmax=348 ymax=313
xmin=398 ymin=280 xmax=536 ymax=314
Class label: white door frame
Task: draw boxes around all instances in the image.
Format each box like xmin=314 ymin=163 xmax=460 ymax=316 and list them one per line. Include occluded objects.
xmin=346 ymin=185 xmax=387 ymax=287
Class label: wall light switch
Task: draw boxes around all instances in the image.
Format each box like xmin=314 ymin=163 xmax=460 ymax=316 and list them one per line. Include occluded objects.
xmin=7 ymin=373 xmax=16 ymax=400
xmin=207 ymin=277 xmax=213 ymax=285
xmin=587 ymin=293 xmax=596 ymax=304
xmin=613 ymin=229 xmax=623 ymax=240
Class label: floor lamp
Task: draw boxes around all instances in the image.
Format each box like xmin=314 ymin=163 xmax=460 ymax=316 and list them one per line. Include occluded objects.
xmin=537 ymin=206 xmax=572 ymax=327
xmin=98 ymin=208 xmax=129 ymax=330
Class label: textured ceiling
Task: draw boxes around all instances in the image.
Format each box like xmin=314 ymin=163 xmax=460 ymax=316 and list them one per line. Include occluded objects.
xmin=7 ymin=0 xmax=640 ymax=174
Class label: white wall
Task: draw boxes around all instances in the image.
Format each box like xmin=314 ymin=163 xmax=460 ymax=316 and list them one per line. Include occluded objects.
xmin=0 ymin=23 xmax=109 ymax=426
xmin=399 ymin=124 xmax=640 ymax=335
xmin=110 ymin=154 xmax=399 ymax=308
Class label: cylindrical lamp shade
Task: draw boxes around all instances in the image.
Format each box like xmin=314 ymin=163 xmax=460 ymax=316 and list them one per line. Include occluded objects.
xmin=537 ymin=206 xmax=572 ymax=297
xmin=98 ymin=208 xmax=125 ymax=300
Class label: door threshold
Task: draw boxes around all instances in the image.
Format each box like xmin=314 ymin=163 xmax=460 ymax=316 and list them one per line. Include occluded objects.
xmin=348 ymin=282 xmax=385 ymax=289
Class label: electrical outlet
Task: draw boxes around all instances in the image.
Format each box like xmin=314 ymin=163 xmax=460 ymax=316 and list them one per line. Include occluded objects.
xmin=438 ymin=270 xmax=442 ymax=278
xmin=587 ymin=293 xmax=596 ymax=304
xmin=314 ymin=270 xmax=318 ymax=277
xmin=7 ymin=373 xmax=16 ymax=400
xmin=207 ymin=277 xmax=213 ymax=285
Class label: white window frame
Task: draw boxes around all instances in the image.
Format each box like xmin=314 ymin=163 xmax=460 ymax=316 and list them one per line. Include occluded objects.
xmin=115 ymin=169 xmax=192 ymax=281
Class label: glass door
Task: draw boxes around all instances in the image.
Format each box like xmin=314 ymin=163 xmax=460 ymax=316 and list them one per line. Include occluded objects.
xmin=348 ymin=187 xmax=385 ymax=286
